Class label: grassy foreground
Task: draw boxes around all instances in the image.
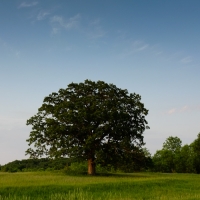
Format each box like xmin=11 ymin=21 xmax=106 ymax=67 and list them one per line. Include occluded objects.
xmin=0 ymin=171 xmax=200 ymax=200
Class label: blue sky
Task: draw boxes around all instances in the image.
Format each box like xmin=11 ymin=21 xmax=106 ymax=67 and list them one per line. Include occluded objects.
xmin=1 ymin=0 xmax=200 ymax=165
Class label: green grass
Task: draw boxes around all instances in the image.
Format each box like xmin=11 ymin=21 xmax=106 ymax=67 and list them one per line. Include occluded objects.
xmin=0 ymin=171 xmax=200 ymax=199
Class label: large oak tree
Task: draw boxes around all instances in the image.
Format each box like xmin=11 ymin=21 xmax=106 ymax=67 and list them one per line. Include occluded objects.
xmin=26 ymin=80 xmax=149 ymax=175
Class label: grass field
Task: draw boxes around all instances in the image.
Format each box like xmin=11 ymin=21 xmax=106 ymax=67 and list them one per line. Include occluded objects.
xmin=0 ymin=171 xmax=200 ymax=200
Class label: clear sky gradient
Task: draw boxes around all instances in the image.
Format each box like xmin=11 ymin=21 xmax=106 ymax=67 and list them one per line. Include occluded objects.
xmin=1 ymin=0 xmax=200 ymax=165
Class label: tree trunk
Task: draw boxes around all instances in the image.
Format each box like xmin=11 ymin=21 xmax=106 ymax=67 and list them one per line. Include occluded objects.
xmin=88 ymin=158 xmax=95 ymax=175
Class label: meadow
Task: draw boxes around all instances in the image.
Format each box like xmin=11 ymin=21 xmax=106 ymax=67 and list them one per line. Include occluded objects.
xmin=0 ymin=171 xmax=200 ymax=200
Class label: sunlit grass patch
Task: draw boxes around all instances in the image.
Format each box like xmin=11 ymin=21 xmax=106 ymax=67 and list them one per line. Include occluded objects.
xmin=0 ymin=172 xmax=200 ymax=199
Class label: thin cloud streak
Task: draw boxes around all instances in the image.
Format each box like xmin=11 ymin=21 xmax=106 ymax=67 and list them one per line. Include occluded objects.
xmin=50 ymin=14 xmax=81 ymax=33
xmin=137 ymin=44 xmax=149 ymax=51
xmin=180 ymin=105 xmax=190 ymax=112
xmin=0 ymin=38 xmax=21 ymax=58
xmin=87 ymin=18 xmax=106 ymax=39
xmin=119 ymin=40 xmax=149 ymax=58
xmin=132 ymin=41 xmax=149 ymax=52
xmin=37 ymin=10 xmax=50 ymax=20
xmin=166 ymin=105 xmax=200 ymax=115
xmin=181 ymin=56 xmax=192 ymax=64
xmin=18 ymin=2 xmax=38 ymax=8
xmin=88 ymin=27 xmax=106 ymax=39
xmin=167 ymin=108 xmax=177 ymax=115
xmin=90 ymin=19 xmax=101 ymax=25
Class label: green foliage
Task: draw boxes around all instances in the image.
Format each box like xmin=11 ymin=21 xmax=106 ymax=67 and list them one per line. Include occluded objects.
xmin=152 ymin=134 xmax=200 ymax=173
xmin=191 ymin=133 xmax=200 ymax=173
xmin=1 ymin=156 xmax=151 ymax=174
xmin=141 ymin=148 xmax=153 ymax=171
xmin=26 ymin=80 xmax=149 ymax=174
xmin=66 ymin=161 xmax=88 ymax=175
xmin=176 ymin=144 xmax=196 ymax=173
xmin=162 ymin=136 xmax=182 ymax=153
xmin=152 ymin=136 xmax=183 ymax=172
xmin=1 ymin=158 xmax=70 ymax=172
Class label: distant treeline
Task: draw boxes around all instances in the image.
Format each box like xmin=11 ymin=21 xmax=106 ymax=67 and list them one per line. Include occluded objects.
xmin=0 ymin=157 xmax=150 ymax=173
xmin=1 ymin=133 xmax=200 ymax=174
xmin=0 ymin=156 xmax=151 ymax=173
xmin=0 ymin=158 xmax=71 ymax=172
xmin=151 ymin=133 xmax=200 ymax=173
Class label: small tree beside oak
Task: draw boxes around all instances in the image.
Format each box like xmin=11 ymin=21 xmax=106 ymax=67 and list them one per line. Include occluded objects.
xmin=26 ymin=80 xmax=149 ymax=175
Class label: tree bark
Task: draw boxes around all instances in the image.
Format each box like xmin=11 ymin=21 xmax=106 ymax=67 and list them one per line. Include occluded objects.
xmin=88 ymin=158 xmax=96 ymax=175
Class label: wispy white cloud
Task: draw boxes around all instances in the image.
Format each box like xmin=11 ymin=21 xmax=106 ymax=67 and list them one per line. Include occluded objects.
xmin=115 ymin=30 xmax=128 ymax=40
xmin=137 ymin=44 xmax=149 ymax=51
xmin=37 ymin=10 xmax=50 ymax=20
xmin=0 ymin=38 xmax=21 ymax=58
xmin=166 ymin=105 xmax=200 ymax=115
xmin=18 ymin=1 xmax=38 ymax=8
xmin=155 ymin=51 xmax=163 ymax=56
xmin=165 ymin=52 xmax=193 ymax=66
xmin=90 ymin=19 xmax=101 ymax=26
xmin=50 ymin=14 xmax=81 ymax=33
xmin=85 ymin=18 xmax=106 ymax=39
xmin=180 ymin=105 xmax=190 ymax=112
xmin=88 ymin=27 xmax=106 ymax=39
xmin=181 ymin=56 xmax=192 ymax=64
xmin=15 ymin=51 xmax=21 ymax=58
xmin=51 ymin=27 xmax=60 ymax=34
xmin=119 ymin=40 xmax=149 ymax=58
xmin=19 ymin=2 xmax=56 ymax=22
xmin=133 ymin=41 xmax=149 ymax=52
xmin=167 ymin=108 xmax=177 ymax=115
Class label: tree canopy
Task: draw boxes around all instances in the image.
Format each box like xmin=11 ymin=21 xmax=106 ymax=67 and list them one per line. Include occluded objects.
xmin=152 ymin=134 xmax=200 ymax=173
xmin=153 ymin=136 xmax=182 ymax=172
xmin=162 ymin=136 xmax=182 ymax=153
xmin=26 ymin=80 xmax=149 ymax=175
